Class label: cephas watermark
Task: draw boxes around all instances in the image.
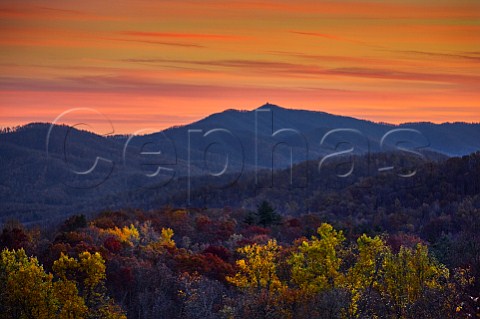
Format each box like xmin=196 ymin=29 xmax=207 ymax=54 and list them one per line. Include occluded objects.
xmin=45 ymin=108 xmax=430 ymax=202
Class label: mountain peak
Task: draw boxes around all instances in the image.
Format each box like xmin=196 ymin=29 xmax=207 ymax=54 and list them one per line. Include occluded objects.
xmin=257 ymin=103 xmax=285 ymax=110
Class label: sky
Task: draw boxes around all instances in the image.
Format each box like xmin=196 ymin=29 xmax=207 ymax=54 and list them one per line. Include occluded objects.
xmin=1 ymin=0 xmax=479 ymax=134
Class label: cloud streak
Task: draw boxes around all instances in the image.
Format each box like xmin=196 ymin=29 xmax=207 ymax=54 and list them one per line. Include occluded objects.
xmin=119 ymin=31 xmax=245 ymax=41
xmin=394 ymin=50 xmax=480 ymax=62
xmin=108 ymin=38 xmax=205 ymax=48
xmin=289 ymin=31 xmax=365 ymax=44
xmin=122 ymin=58 xmax=480 ymax=84
xmin=1 ymin=0 xmax=479 ymax=131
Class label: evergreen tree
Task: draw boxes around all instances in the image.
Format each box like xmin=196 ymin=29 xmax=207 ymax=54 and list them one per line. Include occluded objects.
xmin=243 ymin=211 xmax=256 ymax=225
xmin=255 ymin=201 xmax=281 ymax=227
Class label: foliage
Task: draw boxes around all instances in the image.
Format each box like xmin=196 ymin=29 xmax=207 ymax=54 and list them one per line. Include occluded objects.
xmin=288 ymin=223 xmax=345 ymax=294
xmin=100 ymin=225 xmax=140 ymax=247
xmin=0 ymin=248 xmax=125 ymax=319
xmin=1 ymin=204 xmax=478 ymax=319
xmin=0 ymin=248 xmax=57 ymax=319
xmin=227 ymin=239 xmax=283 ymax=292
xmin=159 ymin=228 xmax=176 ymax=249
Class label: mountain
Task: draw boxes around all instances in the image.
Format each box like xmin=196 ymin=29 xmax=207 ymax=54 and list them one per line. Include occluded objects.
xmin=1 ymin=103 xmax=480 ymax=223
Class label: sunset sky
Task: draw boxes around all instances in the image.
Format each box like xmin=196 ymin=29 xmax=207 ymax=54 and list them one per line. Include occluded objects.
xmin=1 ymin=0 xmax=479 ymax=133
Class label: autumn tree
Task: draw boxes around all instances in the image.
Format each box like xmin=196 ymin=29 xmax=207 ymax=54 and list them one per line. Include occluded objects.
xmin=288 ymin=223 xmax=345 ymax=294
xmin=100 ymin=224 xmax=140 ymax=248
xmin=53 ymin=251 xmax=126 ymax=319
xmin=344 ymin=234 xmax=390 ymax=317
xmin=0 ymin=220 xmax=38 ymax=253
xmin=0 ymin=248 xmax=125 ymax=319
xmin=227 ymin=239 xmax=283 ymax=292
xmin=0 ymin=248 xmax=57 ymax=319
xmin=381 ymin=244 xmax=449 ymax=318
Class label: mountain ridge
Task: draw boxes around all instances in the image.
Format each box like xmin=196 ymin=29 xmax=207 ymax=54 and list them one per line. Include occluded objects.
xmin=4 ymin=103 xmax=480 ymax=137
xmin=2 ymin=103 xmax=480 ymax=223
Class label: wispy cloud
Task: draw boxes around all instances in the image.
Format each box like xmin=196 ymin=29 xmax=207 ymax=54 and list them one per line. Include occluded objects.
xmin=394 ymin=50 xmax=480 ymax=62
xmin=119 ymin=31 xmax=245 ymax=41
xmin=327 ymin=67 xmax=480 ymax=84
xmin=35 ymin=6 xmax=84 ymax=15
xmin=267 ymin=51 xmax=406 ymax=66
xmin=108 ymin=38 xmax=205 ymax=48
xmin=289 ymin=30 xmax=381 ymax=48
xmin=1 ymin=0 xmax=479 ymax=130
xmin=0 ymin=74 xmax=364 ymax=99
xmin=0 ymin=5 xmax=123 ymax=21
xmin=289 ymin=31 xmax=360 ymax=43
xmin=122 ymin=57 xmax=480 ymax=84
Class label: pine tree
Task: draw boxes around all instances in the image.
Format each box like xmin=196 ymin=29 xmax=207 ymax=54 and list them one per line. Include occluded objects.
xmin=255 ymin=201 xmax=281 ymax=227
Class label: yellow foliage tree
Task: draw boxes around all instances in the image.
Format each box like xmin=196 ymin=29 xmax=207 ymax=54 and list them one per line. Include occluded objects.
xmin=288 ymin=223 xmax=345 ymax=294
xmin=0 ymin=248 xmax=126 ymax=319
xmin=344 ymin=234 xmax=390 ymax=317
xmin=0 ymin=248 xmax=58 ymax=319
xmin=226 ymin=239 xmax=283 ymax=292
xmin=101 ymin=224 xmax=140 ymax=247
xmin=382 ymin=243 xmax=449 ymax=318
xmin=53 ymin=279 xmax=88 ymax=319
xmin=159 ymin=227 xmax=176 ymax=249
xmin=53 ymin=251 xmax=126 ymax=319
xmin=143 ymin=227 xmax=176 ymax=254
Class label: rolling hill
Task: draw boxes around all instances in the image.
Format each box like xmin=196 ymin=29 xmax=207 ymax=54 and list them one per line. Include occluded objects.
xmin=1 ymin=103 xmax=480 ymax=223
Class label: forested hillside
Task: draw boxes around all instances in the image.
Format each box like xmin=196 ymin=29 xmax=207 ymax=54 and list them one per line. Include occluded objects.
xmin=1 ymin=193 xmax=479 ymax=317
xmin=1 ymin=125 xmax=480 ymax=318
xmin=2 ymin=104 xmax=480 ymax=223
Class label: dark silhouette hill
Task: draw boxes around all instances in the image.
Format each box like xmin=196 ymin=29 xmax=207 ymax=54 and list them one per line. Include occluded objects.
xmin=1 ymin=104 xmax=479 ymax=223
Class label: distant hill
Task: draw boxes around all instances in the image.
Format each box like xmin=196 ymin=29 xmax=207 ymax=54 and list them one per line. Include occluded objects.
xmin=1 ymin=104 xmax=480 ymax=223
xmin=150 ymin=103 xmax=480 ymax=168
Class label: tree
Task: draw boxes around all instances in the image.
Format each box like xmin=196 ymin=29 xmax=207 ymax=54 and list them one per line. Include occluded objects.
xmin=159 ymin=228 xmax=176 ymax=249
xmin=227 ymin=239 xmax=283 ymax=292
xmin=344 ymin=234 xmax=390 ymax=317
xmin=178 ymin=273 xmax=225 ymax=319
xmin=226 ymin=240 xmax=289 ymax=318
xmin=61 ymin=214 xmax=88 ymax=233
xmin=0 ymin=220 xmax=36 ymax=252
xmin=53 ymin=278 xmax=88 ymax=319
xmin=243 ymin=211 xmax=256 ymax=226
xmin=0 ymin=248 xmax=58 ymax=319
xmin=0 ymin=248 xmax=126 ymax=319
xmin=288 ymin=223 xmax=345 ymax=294
xmin=100 ymin=224 xmax=140 ymax=247
xmin=255 ymin=201 xmax=281 ymax=227
xmin=53 ymin=251 xmax=126 ymax=319
xmin=381 ymin=244 xmax=449 ymax=318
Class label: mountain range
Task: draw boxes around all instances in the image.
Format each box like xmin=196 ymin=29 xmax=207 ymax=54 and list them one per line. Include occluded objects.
xmin=1 ymin=103 xmax=480 ymax=223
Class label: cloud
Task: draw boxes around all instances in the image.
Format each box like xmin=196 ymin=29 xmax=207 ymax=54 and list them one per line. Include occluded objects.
xmin=108 ymin=38 xmax=205 ymax=48
xmin=0 ymin=74 xmax=365 ymax=101
xmin=290 ymin=31 xmax=354 ymax=42
xmin=121 ymin=58 xmax=332 ymax=79
xmin=267 ymin=51 xmax=400 ymax=66
xmin=0 ymin=4 xmax=122 ymax=21
xmin=327 ymin=67 xmax=480 ymax=84
xmin=393 ymin=50 xmax=480 ymax=62
xmin=289 ymin=30 xmax=379 ymax=47
xmin=119 ymin=31 xmax=245 ymax=41
xmin=36 ymin=6 xmax=84 ymax=15
xmin=121 ymin=57 xmax=480 ymax=85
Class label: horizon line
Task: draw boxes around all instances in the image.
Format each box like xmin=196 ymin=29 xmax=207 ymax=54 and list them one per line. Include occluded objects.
xmin=2 ymin=103 xmax=480 ymax=136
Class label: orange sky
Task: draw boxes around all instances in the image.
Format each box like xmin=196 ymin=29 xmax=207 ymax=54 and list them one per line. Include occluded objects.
xmin=1 ymin=0 xmax=479 ymax=133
